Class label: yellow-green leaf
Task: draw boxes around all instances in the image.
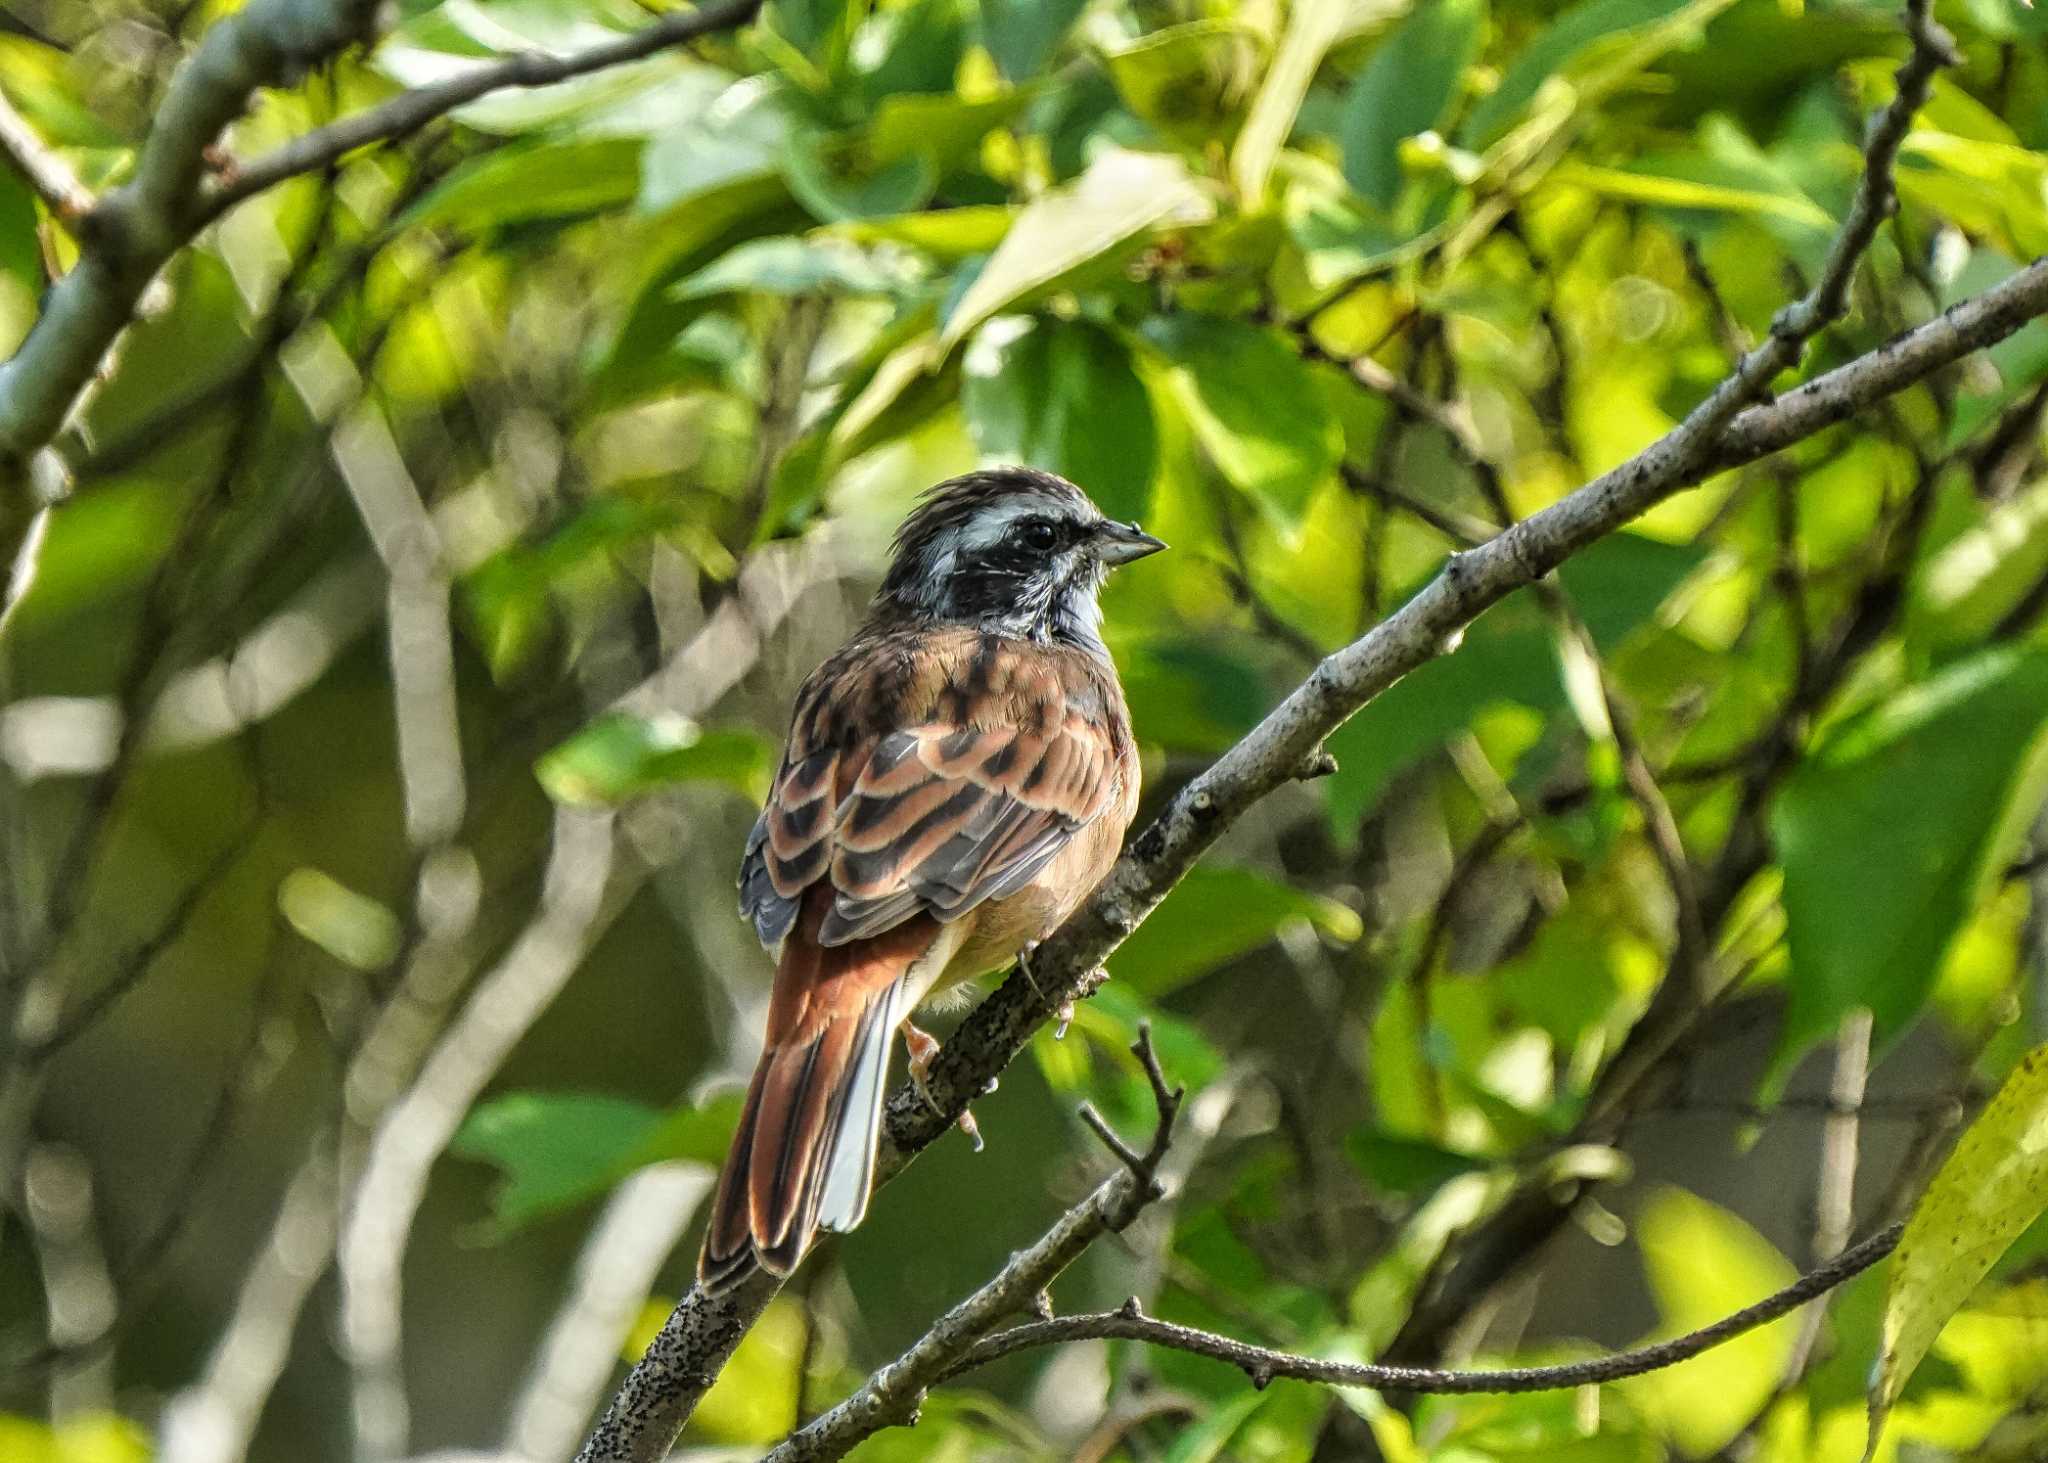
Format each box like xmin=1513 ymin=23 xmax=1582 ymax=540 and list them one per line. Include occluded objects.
xmin=1232 ymin=0 xmax=1352 ymax=209
xmin=1868 ymin=1043 xmax=2048 ymax=1456
xmin=938 ymin=149 xmax=1214 ymax=350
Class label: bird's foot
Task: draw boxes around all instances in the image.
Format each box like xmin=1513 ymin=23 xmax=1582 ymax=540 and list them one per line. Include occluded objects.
xmin=902 ymin=1020 xmax=983 ymax=1152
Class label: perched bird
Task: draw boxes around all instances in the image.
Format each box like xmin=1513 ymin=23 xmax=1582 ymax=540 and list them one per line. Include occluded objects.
xmin=699 ymin=466 xmax=1163 ymax=1291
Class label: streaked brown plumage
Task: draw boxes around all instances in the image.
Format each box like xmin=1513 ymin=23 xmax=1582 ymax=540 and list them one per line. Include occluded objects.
xmin=700 ymin=467 xmax=1161 ymax=1291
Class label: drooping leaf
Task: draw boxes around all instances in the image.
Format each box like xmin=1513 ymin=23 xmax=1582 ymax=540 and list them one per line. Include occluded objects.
xmin=1770 ymin=646 xmax=2048 ymax=1084
xmin=1233 ymin=0 xmax=1350 ymax=209
xmin=1868 ymin=1044 xmax=2048 ymax=1455
xmin=1108 ymin=865 xmax=1361 ymax=996
xmin=1100 ymin=20 xmax=1264 ymax=149
xmin=1344 ymin=1129 xmax=1489 ymax=1197
xmin=939 ymin=148 xmax=1213 ymax=350
xmin=1139 ymin=314 xmax=1340 ymax=534
xmin=1341 ymin=0 xmax=1487 ymax=208
xmin=535 ymin=712 xmax=774 ymax=807
xmin=961 ymin=316 xmax=1157 ymax=521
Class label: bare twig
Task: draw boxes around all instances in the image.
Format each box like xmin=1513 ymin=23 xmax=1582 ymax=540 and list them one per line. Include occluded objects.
xmin=0 ymin=86 xmax=90 ymax=221
xmin=940 ymin=1222 xmax=1902 ymax=1397
xmin=208 ymin=0 xmax=764 ymax=216
xmin=755 ymin=1030 xmax=1183 ymax=1463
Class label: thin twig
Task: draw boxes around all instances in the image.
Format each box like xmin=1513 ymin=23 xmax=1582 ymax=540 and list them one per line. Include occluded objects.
xmin=0 ymin=85 xmax=90 ymax=221
xmin=944 ymin=1222 xmax=1902 ymax=1396
xmin=206 ymin=0 xmax=765 ymax=216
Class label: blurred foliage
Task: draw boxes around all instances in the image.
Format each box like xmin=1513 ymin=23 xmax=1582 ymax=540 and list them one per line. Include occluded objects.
xmin=2 ymin=0 xmax=2048 ymax=1460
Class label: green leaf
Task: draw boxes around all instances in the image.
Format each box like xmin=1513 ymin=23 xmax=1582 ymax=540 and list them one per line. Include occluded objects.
xmin=1344 ymin=1129 xmax=1489 ymax=1197
xmin=670 ymin=235 xmax=922 ymax=302
xmin=1233 ymin=0 xmax=1349 ymax=208
xmin=1101 ymin=20 xmax=1264 ymax=149
xmin=939 ymin=148 xmax=1214 ymax=350
xmin=961 ymin=316 xmax=1157 ymax=522
xmin=1868 ymin=1044 xmax=2048 ymax=1454
xmin=406 ymin=138 xmax=644 ymax=230
xmin=1341 ymin=0 xmax=1487 ymax=208
xmin=453 ymin=1092 xmax=663 ymax=1230
xmin=1770 ymin=646 xmax=2048 ymax=1083
xmin=1459 ymin=0 xmax=1725 ymax=149
xmin=1108 ymin=865 xmax=1361 ymax=996
xmin=452 ymin=1090 xmax=744 ymax=1231
xmin=1139 ymin=314 xmax=1340 ymax=534
xmin=981 ymin=0 xmax=1089 ymax=80
xmin=535 ymin=713 xmax=774 ymax=806
xmin=1319 ymin=533 xmax=1700 ymax=832
xmin=639 ymin=79 xmax=793 ymax=214
xmin=1624 ymin=1187 xmax=1800 ymax=1456
xmin=277 ymin=869 xmax=402 ymax=972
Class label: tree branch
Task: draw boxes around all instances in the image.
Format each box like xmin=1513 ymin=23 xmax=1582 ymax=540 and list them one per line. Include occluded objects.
xmin=205 ymin=0 xmax=765 ymax=216
xmin=940 ymin=1222 xmax=1902 ymax=1398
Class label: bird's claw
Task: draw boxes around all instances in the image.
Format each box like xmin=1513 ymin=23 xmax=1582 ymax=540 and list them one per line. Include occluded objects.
xmin=902 ymin=1020 xmax=984 ymax=1151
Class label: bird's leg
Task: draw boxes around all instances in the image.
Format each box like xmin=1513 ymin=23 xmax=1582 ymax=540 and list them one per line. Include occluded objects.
xmin=901 ymin=1021 xmax=984 ymax=1152
xmin=1016 ymin=942 xmax=1080 ymax=1040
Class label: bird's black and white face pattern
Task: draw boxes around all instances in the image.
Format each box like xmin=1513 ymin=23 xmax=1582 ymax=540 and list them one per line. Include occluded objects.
xmin=877 ymin=468 xmax=1164 ymax=656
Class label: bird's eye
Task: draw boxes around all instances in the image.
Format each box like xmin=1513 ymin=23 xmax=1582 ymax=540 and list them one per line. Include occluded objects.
xmin=1016 ymin=520 xmax=1059 ymax=552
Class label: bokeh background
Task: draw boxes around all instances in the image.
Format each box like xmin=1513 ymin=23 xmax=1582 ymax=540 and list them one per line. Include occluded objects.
xmin=2 ymin=0 xmax=2048 ymax=1460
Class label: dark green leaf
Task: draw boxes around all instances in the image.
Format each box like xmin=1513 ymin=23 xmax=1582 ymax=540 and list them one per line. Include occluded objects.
xmin=1344 ymin=1129 xmax=1489 ymax=1197
xmin=961 ymin=316 xmax=1157 ymax=521
xmin=981 ymin=0 xmax=1089 ymax=79
xmin=1140 ymin=314 xmax=1340 ymax=533
xmin=1770 ymin=647 xmax=2048 ymax=1084
xmin=1341 ymin=0 xmax=1487 ymax=208
xmin=1108 ymin=865 xmax=1361 ymax=996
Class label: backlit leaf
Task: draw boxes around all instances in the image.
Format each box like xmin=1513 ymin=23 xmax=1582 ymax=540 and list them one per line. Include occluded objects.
xmin=939 ymin=148 xmax=1214 ymax=350
xmin=536 ymin=712 xmax=774 ymax=806
xmin=1869 ymin=1044 xmax=2048 ymax=1454
xmin=1109 ymin=865 xmax=1361 ymax=995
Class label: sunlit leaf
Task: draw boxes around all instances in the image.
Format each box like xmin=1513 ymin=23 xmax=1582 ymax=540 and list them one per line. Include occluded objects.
xmin=1233 ymin=0 xmax=1350 ymax=208
xmin=536 ymin=712 xmax=775 ymax=806
xmin=669 ymin=235 xmax=923 ymax=301
xmin=1770 ymin=646 xmax=2048 ymax=1084
xmin=278 ymin=869 xmax=401 ymax=972
xmin=1868 ymin=1044 xmax=2048 ymax=1453
xmin=1625 ymin=1187 xmax=1800 ymax=1456
xmin=939 ymin=148 xmax=1214 ymax=350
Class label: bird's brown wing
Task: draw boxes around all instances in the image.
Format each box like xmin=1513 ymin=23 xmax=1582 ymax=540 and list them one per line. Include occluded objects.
xmin=738 ymin=631 xmax=1126 ymax=950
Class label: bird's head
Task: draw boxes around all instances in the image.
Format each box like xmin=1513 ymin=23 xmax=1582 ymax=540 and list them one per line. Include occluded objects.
xmin=874 ymin=467 xmax=1165 ymax=653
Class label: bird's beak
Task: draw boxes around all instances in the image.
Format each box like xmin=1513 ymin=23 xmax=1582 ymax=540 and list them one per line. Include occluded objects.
xmin=1093 ymin=520 xmax=1168 ymax=566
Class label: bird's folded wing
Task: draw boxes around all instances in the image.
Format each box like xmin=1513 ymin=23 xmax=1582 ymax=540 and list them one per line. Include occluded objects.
xmin=740 ymin=704 xmax=1119 ymax=950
